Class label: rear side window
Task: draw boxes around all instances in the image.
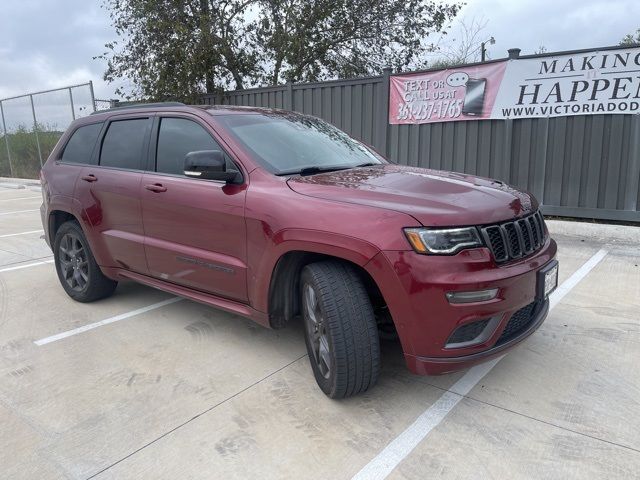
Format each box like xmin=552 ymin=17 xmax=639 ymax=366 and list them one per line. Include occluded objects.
xmin=100 ymin=118 xmax=150 ymax=170
xmin=61 ymin=123 xmax=103 ymax=165
xmin=156 ymin=118 xmax=221 ymax=175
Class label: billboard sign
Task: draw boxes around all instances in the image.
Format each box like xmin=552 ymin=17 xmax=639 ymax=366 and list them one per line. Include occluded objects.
xmin=389 ymin=46 xmax=640 ymax=124
xmin=389 ymin=62 xmax=507 ymax=124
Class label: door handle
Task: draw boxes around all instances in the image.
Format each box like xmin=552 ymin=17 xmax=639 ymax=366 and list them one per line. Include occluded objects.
xmin=81 ymin=174 xmax=97 ymax=183
xmin=145 ymin=183 xmax=167 ymax=193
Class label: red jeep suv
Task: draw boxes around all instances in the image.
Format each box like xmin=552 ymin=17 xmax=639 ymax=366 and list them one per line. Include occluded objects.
xmin=40 ymin=103 xmax=558 ymax=398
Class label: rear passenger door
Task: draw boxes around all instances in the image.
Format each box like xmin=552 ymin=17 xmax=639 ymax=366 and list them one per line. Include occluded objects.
xmin=75 ymin=115 xmax=152 ymax=274
xmin=141 ymin=115 xmax=248 ymax=302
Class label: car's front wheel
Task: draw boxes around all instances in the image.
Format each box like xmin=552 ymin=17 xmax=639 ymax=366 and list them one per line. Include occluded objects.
xmin=53 ymin=220 xmax=117 ymax=302
xmin=300 ymin=261 xmax=380 ymax=398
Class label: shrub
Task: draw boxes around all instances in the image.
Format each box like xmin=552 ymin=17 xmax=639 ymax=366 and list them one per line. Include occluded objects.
xmin=1 ymin=124 xmax=63 ymax=179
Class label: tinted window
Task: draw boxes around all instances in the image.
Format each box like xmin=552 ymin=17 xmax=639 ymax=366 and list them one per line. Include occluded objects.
xmin=100 ymin=119 xmax=150 ymax=170
xmin=156 ymin=118 xmax=221 ymax=175
xmin=61 ymin=123 xmax=103 ymax=164
xmin=215 ymin=113 xmax=383 ymax=174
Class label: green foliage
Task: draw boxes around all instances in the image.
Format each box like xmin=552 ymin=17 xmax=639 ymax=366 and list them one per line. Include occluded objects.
xmin=98 ymin=0 xmax=462 ymax=101
xmin=255 ymin=0 xmax=461 ymax=84
xmin=620 ymin=29 xmax=640 ymax=46
xmin=0 ymin=124 xmax=63 ymax=179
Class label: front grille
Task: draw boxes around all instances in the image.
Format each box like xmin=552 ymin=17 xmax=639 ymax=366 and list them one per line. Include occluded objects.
xmin=481 ymin=211 xmax=546 ymax=263
xmin=496 ymin=301 xmax=539 ymax=345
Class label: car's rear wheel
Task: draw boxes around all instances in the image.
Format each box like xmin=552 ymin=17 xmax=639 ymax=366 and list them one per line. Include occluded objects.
xmin=53 ymin=221 xmax=117 ymax=302
xmin=301 ymin=261 xmax=380 ymax=398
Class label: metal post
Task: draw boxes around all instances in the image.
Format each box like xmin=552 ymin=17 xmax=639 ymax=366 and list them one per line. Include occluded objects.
xmin=68 ymin=87 xmax=76 ymax=120
xmin=285 ymin=82 xmax=294 ymax=111
xmin=29 ymin=94 xmax=43 ymax=167
xmin=501 ymin=118 xmax=513 ymax=183
xmin=89 ymin=81 xmax=96 ymax=113
xmin=0 ymin=100 xmax=14 ymax=177
xmin=624 ymin=115 xmax=640 ymax=211
xmin=534 ymin=117 xmax=549 ymax=205
xmin=377 ymin=66 xmax=393 ymax=158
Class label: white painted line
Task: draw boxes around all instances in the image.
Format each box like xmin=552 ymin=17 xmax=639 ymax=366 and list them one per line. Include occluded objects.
xmin=0 ymin=209 xmax=40 ymax=216
xmin=0 ymin=259 xmax=54 ymax=273
xmin=34 ymin=297 xmax=183 ymax=346
xmin=0 ymin=196 xmax=41 ymax=202
xmin=0 ymin=229 xmax=44 ymax=238
xmin=549 ymin=248 xmax=608 ymax=310
xmin=351 ymin=248 xmax=609 ymax=480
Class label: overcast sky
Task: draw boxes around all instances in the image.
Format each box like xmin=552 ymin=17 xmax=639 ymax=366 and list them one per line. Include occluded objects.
xmin=1 ymin=0 xmax=639 ymax=102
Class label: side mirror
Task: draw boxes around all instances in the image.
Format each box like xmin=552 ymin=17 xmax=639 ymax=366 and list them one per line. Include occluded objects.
xmin=184 ymin=150 xmax=240 ymax=183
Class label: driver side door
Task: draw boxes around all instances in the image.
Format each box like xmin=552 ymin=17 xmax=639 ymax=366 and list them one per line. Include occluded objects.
xmin=140 ymin=114 xmax=248 ymax=302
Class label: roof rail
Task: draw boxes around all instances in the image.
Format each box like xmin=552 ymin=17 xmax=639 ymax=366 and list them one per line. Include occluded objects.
xmin=91 ymin=101 xmax=185 ymax=115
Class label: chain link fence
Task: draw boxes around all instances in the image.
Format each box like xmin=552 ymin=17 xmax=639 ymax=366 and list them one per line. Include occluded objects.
xmin=0 ymin=82 xmax=96 ymax=179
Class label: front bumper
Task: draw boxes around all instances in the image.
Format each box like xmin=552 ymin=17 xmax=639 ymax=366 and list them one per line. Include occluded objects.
xmin=405 ymin=299 xmax=549 ymax=374
xmin=365 ymin=237 xmax=557 ymax=375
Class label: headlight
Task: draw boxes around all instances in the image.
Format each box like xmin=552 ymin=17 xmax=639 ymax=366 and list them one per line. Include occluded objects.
xmin=404 ymin=227 xmax=483 ymax=254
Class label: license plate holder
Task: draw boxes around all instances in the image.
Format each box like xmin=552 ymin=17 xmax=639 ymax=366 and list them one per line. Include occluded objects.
xmin=537 ymin=260 xmax=559 ymax=300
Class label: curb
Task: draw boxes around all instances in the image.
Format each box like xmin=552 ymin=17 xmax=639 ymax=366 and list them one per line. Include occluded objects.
xmin=0 ymin=178 xmax=41 ymax=191
xmin=0 ymin=177 xmax=41 ymax=187
xmin=0 ymin=182 xmax=25 ymax=190
xmin=547 ymin=219 xmax=640 ymax=245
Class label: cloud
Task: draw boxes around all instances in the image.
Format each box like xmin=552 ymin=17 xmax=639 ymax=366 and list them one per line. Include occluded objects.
xmin=0 ymin=0 xmax=116 ymax=100
xmin=457 ymin=0 xmax=640 ymax=59
xmin=1 ymin=0 xmax=639 ymax=104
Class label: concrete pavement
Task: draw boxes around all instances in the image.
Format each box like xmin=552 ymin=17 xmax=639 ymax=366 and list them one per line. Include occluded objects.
xmin=0 ymin=184 xmax=638 ymax=479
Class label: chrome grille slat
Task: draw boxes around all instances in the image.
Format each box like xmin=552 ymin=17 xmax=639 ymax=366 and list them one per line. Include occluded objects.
xmin=481 ymin=210 xmax=546 ymax=264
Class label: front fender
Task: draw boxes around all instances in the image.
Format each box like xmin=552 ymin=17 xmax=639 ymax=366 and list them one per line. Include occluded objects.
xmin=248 ymin=228 xmax=381 ymax=313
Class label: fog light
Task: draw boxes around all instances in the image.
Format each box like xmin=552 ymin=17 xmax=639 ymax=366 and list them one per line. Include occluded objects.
xmin=445 ymin=316 xmax=501 ymax=348
xmin=446 ymin=288 xmax=499 ymax=304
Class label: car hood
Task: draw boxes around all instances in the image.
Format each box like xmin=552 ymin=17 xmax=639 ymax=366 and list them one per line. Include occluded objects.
xmin=286 ymin=164 xmax=538 ymax=226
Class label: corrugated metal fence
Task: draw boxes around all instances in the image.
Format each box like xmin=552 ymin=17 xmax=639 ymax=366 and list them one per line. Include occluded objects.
xmin=201 ymin=70 xmax=640 ymax=222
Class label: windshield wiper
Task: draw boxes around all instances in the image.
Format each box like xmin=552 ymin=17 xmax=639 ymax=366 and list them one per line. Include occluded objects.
xmin=276 ymin=165 xmax=353 ymax=176
xmin=276 ymin=161 xmax=382 ymax=177
xmin=354 ymin=162 xmax=379 ymax=167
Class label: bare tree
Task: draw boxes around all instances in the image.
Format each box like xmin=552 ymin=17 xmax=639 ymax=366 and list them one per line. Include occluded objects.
xmin=426 ymin=16 xmax=491 ymax=68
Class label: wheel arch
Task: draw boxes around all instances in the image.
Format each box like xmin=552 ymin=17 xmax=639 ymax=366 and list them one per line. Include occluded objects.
xmin=267 ymin=250 xmax=386 ymax=329
xmin=48 ymin=209 xmax=80 ymax=246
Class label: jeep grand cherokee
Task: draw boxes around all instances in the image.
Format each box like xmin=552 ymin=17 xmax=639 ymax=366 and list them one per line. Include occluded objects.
xmin=40 ymin=103 xmax=558 ymax=398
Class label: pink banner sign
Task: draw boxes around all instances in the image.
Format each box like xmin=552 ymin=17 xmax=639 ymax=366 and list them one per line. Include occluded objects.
xmin=389 ymin=62 xmax=507 ymax=124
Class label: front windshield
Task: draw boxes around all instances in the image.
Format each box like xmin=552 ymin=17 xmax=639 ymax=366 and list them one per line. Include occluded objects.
xmin=215 ymin=112 xmax=385 ymax=175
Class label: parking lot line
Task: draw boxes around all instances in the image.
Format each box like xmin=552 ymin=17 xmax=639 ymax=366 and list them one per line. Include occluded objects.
xmin=548 ymin=248 xmax=608 ymax=309
xmin=0 ymin=229 xmax=44 ymax=238
xmin=351 ymin=248 xmax=609 ymax=480
xmin=0 ymin=258 xmax=54 ymax=273
xmin=0 ymin=209 xmax=40 ymax=216
xmin=34 ymin=297 xmax=183 ymax=346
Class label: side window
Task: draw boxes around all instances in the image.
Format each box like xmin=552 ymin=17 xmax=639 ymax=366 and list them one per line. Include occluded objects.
xmin=156 ymin=117 xmax=231 ymax=176
xmin=100 ymin=118 xmax=150 ymax=170
xmin=61 ymin=123 xmax=103 ymax=165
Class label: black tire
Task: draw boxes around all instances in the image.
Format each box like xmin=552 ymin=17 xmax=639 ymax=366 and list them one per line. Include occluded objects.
xmin=53 ymin=220 xmax=117 ymax=302
xmin=300 ymin=261 xmax=380 ymax=398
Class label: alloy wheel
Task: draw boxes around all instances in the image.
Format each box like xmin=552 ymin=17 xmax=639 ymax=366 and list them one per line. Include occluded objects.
xmin=58 ymin=232 xmax=89 ymax=292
